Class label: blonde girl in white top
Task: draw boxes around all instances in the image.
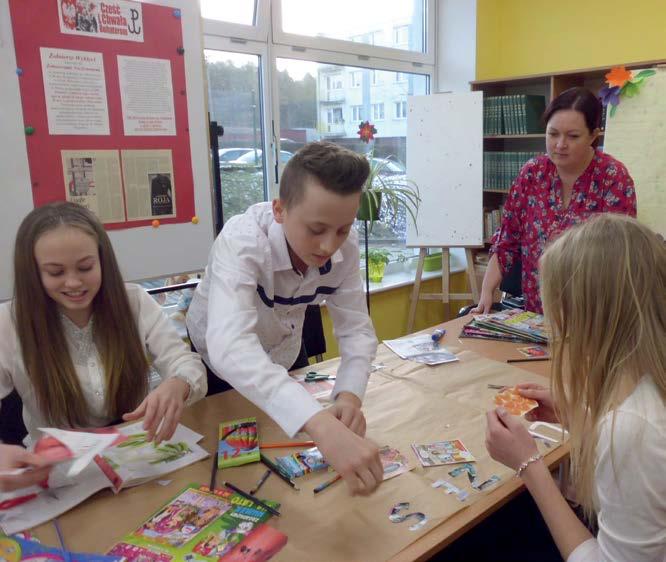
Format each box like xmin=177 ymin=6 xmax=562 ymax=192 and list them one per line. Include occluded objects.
xmin=486 ymin=213 xmax=666 ymax=561
xmin=0 ymin=202 xmax=206 ymax=445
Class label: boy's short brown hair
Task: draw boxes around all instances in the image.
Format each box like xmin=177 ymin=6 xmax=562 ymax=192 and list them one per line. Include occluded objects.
xmin=279 ymin=141 xmax=370 ymax=208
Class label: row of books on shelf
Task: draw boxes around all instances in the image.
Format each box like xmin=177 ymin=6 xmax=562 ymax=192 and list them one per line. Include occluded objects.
xmin=483 ymin=151 xmax=540 ymax=191
xmin=483 ymin=206 xmax=503 ymax=242
xmin=483 ymin=94 xmax=546 ymax=136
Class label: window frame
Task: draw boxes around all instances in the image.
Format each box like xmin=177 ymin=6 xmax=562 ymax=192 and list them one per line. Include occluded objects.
xmin=271 ymin=0 xmax=436 ymax=65
xmin=202 ymin=0 xmax=436 ymax=210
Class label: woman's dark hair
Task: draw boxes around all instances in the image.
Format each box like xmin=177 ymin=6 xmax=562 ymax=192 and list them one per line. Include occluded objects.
xmin=542 ymin=87 xmax=602 ymax=146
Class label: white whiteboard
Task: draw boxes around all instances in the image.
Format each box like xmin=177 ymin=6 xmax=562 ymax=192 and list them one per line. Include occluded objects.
xmin=406 ymin=92 xmax=483 ymax=247
xmin=0 ymin=0 xmax=213 ymax=300
xmin=603 ymin=68 xmax=666 ymax=238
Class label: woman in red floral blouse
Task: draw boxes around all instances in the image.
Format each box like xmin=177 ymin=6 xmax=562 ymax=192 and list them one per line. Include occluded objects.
xmin=473 ymin=87 xmax=637 ymax=314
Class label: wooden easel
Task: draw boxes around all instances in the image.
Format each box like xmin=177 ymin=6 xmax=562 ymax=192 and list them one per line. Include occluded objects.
xmin=406 ymin=247 xmax=480 ymax=333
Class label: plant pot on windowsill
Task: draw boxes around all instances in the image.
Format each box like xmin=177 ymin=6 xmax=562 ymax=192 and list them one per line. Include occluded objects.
xmin=423 ymin=252 xmax=442 ymax=272
xmin=357 ymin=191 xmax=382 ymax=221
xmin=367 ymin=248 xmax=391 ymax=283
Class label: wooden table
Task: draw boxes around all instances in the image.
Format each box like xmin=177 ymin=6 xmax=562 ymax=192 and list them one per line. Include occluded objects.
xmin=33 ymin=315 xmax=565 ymax=560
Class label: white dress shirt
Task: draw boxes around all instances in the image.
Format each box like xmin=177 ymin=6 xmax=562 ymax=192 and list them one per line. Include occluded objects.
xmin=0 ymin=284 xmax=206 ymax=443
xmin=186 ymin=202 xmax=377 ymax=437
xmin=568 ymin=375 xmax=666 ymax=562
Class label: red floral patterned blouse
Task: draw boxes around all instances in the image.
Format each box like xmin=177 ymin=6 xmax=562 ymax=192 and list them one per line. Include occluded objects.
xmin=491 ymin=149 xmax=637 ymax=313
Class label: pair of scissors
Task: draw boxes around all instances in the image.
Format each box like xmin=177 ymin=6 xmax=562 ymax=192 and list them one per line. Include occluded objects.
xmin=304 ymin=371 xmax=336 ymax=382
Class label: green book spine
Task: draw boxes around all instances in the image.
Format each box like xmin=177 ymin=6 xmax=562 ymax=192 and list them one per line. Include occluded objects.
xmin=524 ymin=95 xmax=546 ymax=133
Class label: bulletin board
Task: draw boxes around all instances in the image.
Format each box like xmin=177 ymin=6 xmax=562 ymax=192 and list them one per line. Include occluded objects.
xmin=0 ymin=0 xmax=213 ymax=299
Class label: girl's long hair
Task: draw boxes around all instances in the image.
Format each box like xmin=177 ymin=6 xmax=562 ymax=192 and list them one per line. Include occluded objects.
xmin=540 ymin=213 xmax=666 ymax=517
xmin=13 ymin=202 xmax=148 ymax=427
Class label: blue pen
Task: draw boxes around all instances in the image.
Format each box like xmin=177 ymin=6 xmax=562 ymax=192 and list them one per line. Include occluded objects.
xmin=431 ymin=328 xmax=446 ymax=346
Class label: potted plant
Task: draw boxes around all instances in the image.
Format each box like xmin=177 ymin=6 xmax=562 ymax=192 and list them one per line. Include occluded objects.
xmin=367 ymin=248 xmax=391 ymax=283
xmin=355 ymin=121 xmax=421 ymax=229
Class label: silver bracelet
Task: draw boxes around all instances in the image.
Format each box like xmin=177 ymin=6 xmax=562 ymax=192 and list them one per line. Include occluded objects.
xmin=516 ymin=453 xmax=543 ymax=478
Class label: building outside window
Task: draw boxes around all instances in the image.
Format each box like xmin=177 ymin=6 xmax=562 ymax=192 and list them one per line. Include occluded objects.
xmin=394 ymin=100 xmax=407 ymax=119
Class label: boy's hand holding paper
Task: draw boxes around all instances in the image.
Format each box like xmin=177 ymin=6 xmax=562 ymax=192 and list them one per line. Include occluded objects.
xmin=0 ymin=445 xmax=52 ymax=492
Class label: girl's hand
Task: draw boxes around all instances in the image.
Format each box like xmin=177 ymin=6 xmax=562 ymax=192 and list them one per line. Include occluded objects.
xmin=485 ymin=407 xmax=539 ymax=471
xmin=515 ymin=383 xmax=560 ymax=423
xmin=122 ymin=378 xmax=190 ymax=443
xmin=0 ymin=444 xmax=53 ymax=492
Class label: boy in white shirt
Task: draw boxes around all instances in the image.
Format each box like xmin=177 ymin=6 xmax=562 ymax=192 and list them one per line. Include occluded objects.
xmin=187 ymin=141 xmax=383 ymax=495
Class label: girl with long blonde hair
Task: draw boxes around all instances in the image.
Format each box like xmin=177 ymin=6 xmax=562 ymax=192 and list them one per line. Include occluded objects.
xmin=486 ymin=213 xmax=666 ymax=561
xmin=0 ymin=202 xmax=206 ymax=445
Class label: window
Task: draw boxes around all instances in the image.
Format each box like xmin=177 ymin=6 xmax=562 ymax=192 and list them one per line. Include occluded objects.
xmin=326 ymin=74 xmax=343 ymax=90
xmin=393 ymin=25 xmax=409 ymax=47
xmin=394 ymin=101 xmax=407 ymax=119
xmin=202 ymin=1 xmax=434 ymax=257
xmin=372 ymin=103 xmax=385 ymax=120
xmin=351 ymin=105 xmax=364 ymax=122
xmin=279 ymin=0 xmax=427 ymax=54
xmin=205 ymin=50 xmax=265 ymax=221
xmin=201 ymin=0 xmax=257 ymax=25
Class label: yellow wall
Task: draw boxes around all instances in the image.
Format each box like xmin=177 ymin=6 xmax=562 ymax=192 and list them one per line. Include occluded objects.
xmin=476 ymin=0 xmax=666 ymax=80
xmin=320 ymin=272 xmax=470 ymax=360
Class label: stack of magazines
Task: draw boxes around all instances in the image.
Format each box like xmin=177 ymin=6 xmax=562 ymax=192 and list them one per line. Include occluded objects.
xmin=461 ymin=309 xmax=548 ymax=344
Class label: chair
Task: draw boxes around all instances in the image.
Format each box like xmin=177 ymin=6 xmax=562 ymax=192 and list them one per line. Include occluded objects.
xmin=0 ymin=390 xmax=28 ymax=445
xmin=302 ymin=305 xmax=326 ymax=363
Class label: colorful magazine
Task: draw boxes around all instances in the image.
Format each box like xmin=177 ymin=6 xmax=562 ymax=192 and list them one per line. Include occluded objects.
xmin=217 ymin=418 xmax=260 ymax=469
xmin=473 ymin=310 xmax=547 ymax=344
xmin=0 ymin=423 xmax=208 ymax=535
xmin=411 ymin=440 xmax=476 ymax=467
xmin=0 ymin=534 xmax=121 ymax=562
xmin=107 ymin=484 xmax=287 ymax=562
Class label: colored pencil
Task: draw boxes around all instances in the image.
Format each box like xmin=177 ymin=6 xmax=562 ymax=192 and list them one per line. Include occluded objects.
xmin=313 ymin=474 xmax=342 ymax=495
xmin=260 ymin=440 xmax=315 ymax=449
xmin=250 ymin=469 xmax=271 ymax=495
xmin=507 ymin=357 xmax=550 ymax=363
xmin=223 ymin=480 xmax=281 ymax=517
xmin=260 ymin=453 xmax=300 ymax=490
xmin=209 ymin=451 xmax=218 ymax=490
xmin=53 ymin=518 xmax=72 ymax=562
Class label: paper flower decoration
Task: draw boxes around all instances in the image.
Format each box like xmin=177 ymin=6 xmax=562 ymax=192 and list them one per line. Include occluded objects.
xmin=599 ymin=67 xmax=656 ymax=118
xmin=605 ymin=66 xmax=632 ymax=88
xmin=358 ymin=120 xmax=377 ymax=144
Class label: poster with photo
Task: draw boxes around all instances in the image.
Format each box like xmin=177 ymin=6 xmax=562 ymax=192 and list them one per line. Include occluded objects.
xmin=58 ymin=0 xmax=144 ymax=42
xmin=122 ymin=149 xmax=176 ymax=220
xmin=62 ymin=150 xmax=125 ymax=223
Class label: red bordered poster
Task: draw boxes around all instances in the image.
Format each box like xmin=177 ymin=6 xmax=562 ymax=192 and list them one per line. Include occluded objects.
xmin=9 ymin=0 xmax=195 ymax=229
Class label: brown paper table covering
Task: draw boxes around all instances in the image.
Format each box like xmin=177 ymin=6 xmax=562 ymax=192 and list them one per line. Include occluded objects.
xmin=32 ymin=336 xmax=564 ymax=562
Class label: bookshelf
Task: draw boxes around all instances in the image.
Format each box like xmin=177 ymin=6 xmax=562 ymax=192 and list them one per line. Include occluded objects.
xmin=470 ymin=58 xmax=666 ymax=247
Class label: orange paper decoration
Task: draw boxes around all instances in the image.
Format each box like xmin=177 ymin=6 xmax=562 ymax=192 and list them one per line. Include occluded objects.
xmin=605 ymin=66 xmax=633 ymax=88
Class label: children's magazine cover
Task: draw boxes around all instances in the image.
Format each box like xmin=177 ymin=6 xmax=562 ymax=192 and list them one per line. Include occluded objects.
xmin=94 ymin=423 xmax=209 ymax=492
xmin=274 ymin=447 xmax=328 ymax=479
xmin=217 ymin=418 xmax=259 ymax=469
xmin=107 ymin=485 xmax=287 ymax=562
xmin=411 ymin=440 xmax=475 ymax=467
xmin=0 ymin=533 xmax=121 ymax=562
xmin=379 ymin=446 xmax=413 ymax=481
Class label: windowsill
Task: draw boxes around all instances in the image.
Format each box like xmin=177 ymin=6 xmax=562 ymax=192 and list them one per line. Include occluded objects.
xmin=360 ymin=247 xmax=468 ymax=295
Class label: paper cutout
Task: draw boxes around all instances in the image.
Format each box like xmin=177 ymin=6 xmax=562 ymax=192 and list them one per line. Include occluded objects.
xmin=493 ymin=387 xmax=538 ymax=416
xmin=388 ymin=502 xmax=428 ymax=531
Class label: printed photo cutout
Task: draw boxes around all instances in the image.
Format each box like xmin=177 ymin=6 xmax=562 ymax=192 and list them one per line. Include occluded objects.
xmin=379 ymin=446 xmax=413 ymax=481
xmin=516 ymin=345 xmax=549 ymax=358
xmin=493 ymin=387 xmax=539 ymax=416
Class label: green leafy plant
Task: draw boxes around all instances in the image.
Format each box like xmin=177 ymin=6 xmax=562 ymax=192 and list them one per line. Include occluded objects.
xmin=367 ymin=248 xmax=391 ymax=265
xmin=356 ymin=121 xmax=421 ymax=231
